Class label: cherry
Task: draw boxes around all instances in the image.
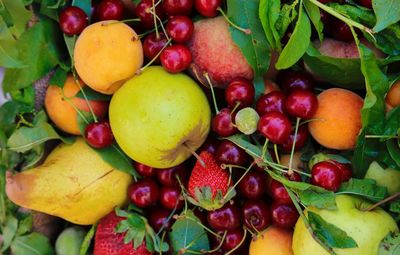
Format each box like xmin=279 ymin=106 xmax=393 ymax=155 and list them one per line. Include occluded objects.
xmin=136 ymin=0 xmax=166 ymax=29
xmin=160 ymin=186 xmax=183 ymax=210
xmin=225 ymin=78 xmax=255 ymax=109
xmin=143 ymin=32 xmax=168 ymax=63
xmin=270 ymin=180 xmax=292 ymax=205
xmin=128 ymin=178 xmax=160 ymax=208
xmin=281 ymin=124 xmax=309 ymax=152
xmin=237 ymin=171 xmax=267 ymax=199
xmin=207 ymin=203 xmax=242 ymax=231
xmin=358 ymin=0 xmax=372 ymax=8
xmin=160 ymin=44 xmax=192 ymax=73
xmin=215 ymin=140 xmax=248 ymax=166
xmin=59 ymin=6 xmax=88 ymax=36
xmin=330 ymin=161 xmax=352 ymax=182
xmin=166 ymin=16 xmax=194 ymax=43
xmin=133 ymin=162 xmax=155 ymax=177
xmin=221 ymin=228 xmax=245 ymax=252
xmin=156 ymin=164 xmax=188 ymax=187
xmin=270 ymin=202 xmax=299 ymax=229
xmin=255 ymin=91 xmax=286 ymax=116
xmin=311 ymin=161 xmax=342 ymax=191
xmin=211 ymin=108 xmax=238 ymax=137
xmin=198 ymin=136 xmax=220 ymax=154
xmin=277 ymin=70 xmax=315 ymax=94
xmin=85 ymin=121 xmax=114 ymax=148
xmin=258 ymin=112 xmax=292 ymax=144
xmin=329 ymin=19 xmax=353 ymax=42
xmin=149 ymin=208 xmax=173 ymax=232
xmin=242 ymin=200 xmax=271 ymax=231
xmin=163 ymin=0 xmax=193 ymax=16
xmin=285 ymin=89 xmax=318 ymax=119
xmin=194 ymin=0 xmax=221 ymax=17
xmin=286 ymin=172 xmax=302 ymax=182
xmin=95 ymin=0 xmax=124 ymax=20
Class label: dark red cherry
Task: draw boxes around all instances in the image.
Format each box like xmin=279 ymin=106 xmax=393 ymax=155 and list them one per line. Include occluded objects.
xmin=166 ymin=15 xmax=194 ymax=43
xmin=199 ymin=137 xmax=220 ymax=154
xmin=237 ymin=172 xmax=267 ymax=199
xmin=160 ymin=44 xmax=192 ymax=73
xmin=255 ymin=91 xmax=286 ymax=116
xmin=194 ymin=0 xmax=221 ymax=17
xmin=59 ymin=6 xmax=88 ymax=36
xmin=136 ymin=0 xmax=166 ymax=29
xmin=207 ymin=203 xmax=242 ymax=231
xmin=85 ymin=121 xmax=114 ymax=148
xmin=270 ymin=202 xmax=299 ymax=229
xmin=285 ymin=89 xmax=318 ymax=119
xmin=286 ymin=172 xmax=302 ymax=182
xmin=270 ymin=180 xmax=292 ymax=205
xmin=160 ymin=186 xmax=184 ymax=210
xmin=258 ymin=112 xmax=292 ymax=144
xmin=133 ymin=162 xmax=155 ymax=177
xmin=95 ymin=0 xmax=124 ymax=20
xmin=330 ymin=161 xmax=352 ymax=182
xmin=242 ymin=200 xmax=271 ymax=231
xmin=311 ymin=161 xmax=342 ymax=191
xmin=149 ymin=208 xmax=173 ymax=232
xmin=211 ymin=108 xmax=238 ymax=137
xmin=277 ymin=70 xmax=315 ymax=94
xmin=215 ymin=140 xmax=248 ymax=166
xmin=281 ymin=125 xmax=309 ymax=152
xmin=358 ymin=0 xmax=372 ymax=8
xmin=143 ymin=32 xmax=168 ymax=63
xmin=128 ymin=178 xmax=160 ymax=208
xmin=156 ymin=164 xmax=188 ymax=187
xmin=225 ymin=78 xmax=255 ymax=109
xmin=221 ymin=228 xmax=245 ymax=252
xmin=329 ymin=19 xmax=353 ymax=42
xmin=163 ymin=0 xmax=193 ymax=16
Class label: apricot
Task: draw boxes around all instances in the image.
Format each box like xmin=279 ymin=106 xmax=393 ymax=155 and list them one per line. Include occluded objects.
xmin=45 ymin=74 xmax=108 ymax=135
xmin=308 ymin=88 xmax=363 ymax=150
xmin=74 ymin=21 xmax=143 ymax=95
xmin=249 ymin=226 xmax=294 ymax=255
xmin=280 ymin=152 xmax=304 ymax=171
xmin=386 ymin=80 xmax=400 ymax=109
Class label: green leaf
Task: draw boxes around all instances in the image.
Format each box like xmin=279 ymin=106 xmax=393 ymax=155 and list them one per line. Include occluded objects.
xmin=0 ymin=101 xmax=25 ymax=136
xmin=63 ymin=34 xmax=76 ymax=64
xmin=275 ymin=1 xmax=298 ymax=39
xmin=72 ymin=0 xmax=92 ymax=18
xmin=227 ymin=0 xmax=271 ymax=76
xmin=16 ymin=214 xmax=33 ymax=236
xmin=1 ymin=216 xmax=18 ymax=251
xmin=76 ymin=86 xmax=112 ymax=101
xmin=373 ymin=0 xmax=400 ymax=32
xmin=384 ymin=106 xmax=400 ymax=136
xmin=379 ymin=232 xmax=400 ymax=255
xmin=337 ymin=178 xmax=388 ymax=202
xmin=389 ymin=199 xmax=400 ymax=213
xmin=1 ymin=0 xmax=33 ymax=39
xmin=0 ymin=40 xmax=25 ymax=68
xmin=259 ymin=0 xmax=281 ymax=51
xmin=79 ymin=224 xmax=97 ymax=255
xmin=49 ymin=67 xmax=68 ymax=87
xmin=275 ymin=2 xmax=311 ymax=70
xmin=308 ymin=211 xmax=358 ymax=249
xmin=11 ymin=232 xmax=53 ymax=255
xmin=10 ymin=86 xmax=35 ymax=109
xmin=169 ymin=210 xmax=210 ymax=255
xmin=387 ymin=140 xmax=400 ymax=168
xmin=297 ymin=189 xmax=337 ymax=210
xmin=304 ymin=0 xmax=323 ymax=41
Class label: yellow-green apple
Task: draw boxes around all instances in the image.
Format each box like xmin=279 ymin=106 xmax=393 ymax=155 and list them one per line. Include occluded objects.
xmin=365 ymin=161 xmax=400 ymax=195
xmin=292 ymin=195 xmax=398 ymax=255
xmin=109 ymin=66 xmax=211 ymax=168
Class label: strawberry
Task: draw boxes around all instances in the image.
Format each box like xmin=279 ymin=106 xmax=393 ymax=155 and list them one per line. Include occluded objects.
xmin=187 ymin=151 xmax=235 ymax=211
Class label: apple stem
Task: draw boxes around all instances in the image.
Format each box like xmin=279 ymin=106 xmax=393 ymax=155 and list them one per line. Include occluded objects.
xmin=363 ymin=192 xmax=400 ymax=212
xmin=182 ymin=143 xmax=205 ymax=167
xmin=217 ymin=7 xmax=251 ymax=35
xmin=140 ymin=38 xmax=172 ymax=72
xmin=203 ymin=72 xmax=220 ymax=114
xmin=288 ymin=117 xmax=301 ymax=176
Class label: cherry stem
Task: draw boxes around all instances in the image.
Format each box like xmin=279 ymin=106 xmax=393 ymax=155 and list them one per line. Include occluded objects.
xmin=61 ymin=89 xmax=90 ymax=125
xmin=206 ymin=231 xmax=227 ymax=253
xmin=156 ymin=206 xmax=177 ymax=236
xmin=138 ymin=20 xmax=168 ymax=39
xmin=151 ymin=0 xmax=159 ymax=38
xmin=225 ymin=228 xmax=247 ymax=255
xmin=140 ymin=38 xmax=172 ymax=72
xmin=182 ymin=143 xmax=205 ymax=167
xmin=224 ymin=162 xmax=254 ymax=200
xmin=203 ymin=72 xmax=220 ymax=114
xmin=221 ymin=164 xmax=248 ymax=170
xmin=217 ymin=7 xmax=251 ymax=35
xmin=106 ymin=18 xmax=141 ymax=25
xmin=288 ymin=117 xmax=301 ymax=175
xmin=365 ymin=135 xmax=399 ymax=139
xmin=274 ymin=144 xmax=280 ymax=165
xmin=182 ymin=215 xmax=221 ymax=238
xmin=72 ymin=71 xmax=98 ymax=123
xmin=261 ymin=139 xmax=269 ymax=160
xmin=363 ymin=192 xmax=400 ymax=212
xmin=300 ymin=118 xmax=323 ymax=125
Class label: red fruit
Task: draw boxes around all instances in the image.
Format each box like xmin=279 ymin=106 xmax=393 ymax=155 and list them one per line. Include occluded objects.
xmin=188 ymin=151 xmax=232 ymax=210
xmin=143 ymin=32 xmax=168 ymax=63
xmin=255 ymin=91 xmax=286 ymax=116
xmin=85 ymin=121 xmax=114 ymax=149
xmin=156 ymin=164 xmax=188 ymax=187
xmin=194 ymin=0 xmax=221 ymax=17
xmin=225 ymin=78 xmax=255 ymax=109
xmin=198 ymin=136 xmax=220 ymax=154
xmin=94 ymin=211 xmax=152 ymax=255
xmin=215 ymin=140 xmax=248 ymax=166
xmin=281 ymin=124 xmax=309 ymax=152
xmin=207 ymin=203 xmax=242 ymax=231
xmin=160 ymin=44 xmax=192 ymax=73
xmin=311 ymin=161 xmax=342 ymax=191
xmin=149 ymin=208 xmax=173 ymax=232
xmin=277 ymin=70 xmax=315 ymax=94
xmin=95 ymin=0 xmax=124 ymax=21
xmin=258 ymin=112 xmax=292 ymax=144
xmin=163 ymin=0 xmax=193 ymax=16
xmin=136 ymin=0 xmax=166 ymax=29
xmin=59 ymin=6 xmax=88 ymax=36
xmin=242 ymin=200 xmax=271 ymax=231
xmin=160 ymin=186 xmax=183 ymax=210
xmin=285 ymin=89 xmax=318 ymax=119
xmin=330 ymin=161 xmax=352 ymax=182
xmin=128 ymin=178 xmax=160 ymax=208
xmin=166 ymin=16 xmax=194 ymax=43
xmin=133 ymin=162 xmax=155 ymax=177
xmin=270 ymin=202 xmax=299 ymax=229
xmin=329 ymin=19 xmax=354 ymax=42
xmin=211 ymin=108 xmax=238 ymax=137
xmin=358 ymin=0 xmax=372 ymax=8
xmin=270 ymin=180 xmax=292 ymax=205
xmin=221 ymin=228 xmax=245 ymax=252
xmin=237 ymin=171 xmax=267 ymax=200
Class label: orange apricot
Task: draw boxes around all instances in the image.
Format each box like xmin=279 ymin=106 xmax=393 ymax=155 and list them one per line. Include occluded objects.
xmin=386 ymin=80 xmax=400 ymax=109
xmin=249 ymin=225 xmax=294 ymax=255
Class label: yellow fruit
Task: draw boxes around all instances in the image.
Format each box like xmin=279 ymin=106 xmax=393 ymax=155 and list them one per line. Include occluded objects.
xmin=109 ymin=66 xmax=211 ymax=168
xmin=6 ymin=139 xmax=132 ymax=225
xmin=365 ymin=161 xmax=400 ymax=195
xmin=249 ymin=226 xmax=294 ymax=255
xmin=74 ymin=21 xmax=143 ymax=94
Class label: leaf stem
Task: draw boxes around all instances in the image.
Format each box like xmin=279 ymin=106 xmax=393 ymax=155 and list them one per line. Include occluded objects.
xmin=363 ymin=192 xmax=400 ymax=212
xmin=203 ymin=72 xmax=220 ymax=113
xmin=72 ymin=71 xmax=98 ymax=123
xmin=288 ymin=117 xmax=301 ymax=175
xmin=217 ymin=8 xmax=251 ymax=35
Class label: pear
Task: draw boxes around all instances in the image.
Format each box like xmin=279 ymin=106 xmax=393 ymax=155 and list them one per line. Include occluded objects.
xmin=6 ymin=138 xmax=132 ymax=225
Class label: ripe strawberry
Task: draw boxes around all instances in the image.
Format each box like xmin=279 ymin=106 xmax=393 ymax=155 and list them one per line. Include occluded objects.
xmin=187 ymin=151 xmax=235 ymax=210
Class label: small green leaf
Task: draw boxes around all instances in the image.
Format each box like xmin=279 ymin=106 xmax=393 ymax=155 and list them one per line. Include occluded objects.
xmin=11 ymin=232 xmax=53 ymax=255
xmin=75 ymin=86 xmax=112 ymax=101
xmin=298 ymin=189 xmax=337 ymax=210
xmin=275 ymin=1 xmax=298 ymax=38
xmin=49 ymin=67 xmax=68 ymax=87
xmin=337 ymin=178 xmax=388 ymax=202
xmin=387 ymin=140 xmax=400 ymax=168
xmin=1 ymin=216 xmax=18 ymax=252
xmin=304 ymin=0 xmax=323 ymax=41
xmin=79 ymin=223 xmax=97 ymax=255
xmin=259 ymin=0 xmax=281 ymax=50
xmin=389 ymin=199 xmax=400 ymax=213
xmin=63 ymin=34 xmax=76 ymax=65
xmin=379 ymin=231 xmax=400 ymax=255
xmin=1 ymin=0 xmax=33 ymax=39
xmin=373 ymin=0 xmax=400 ymax=32
xmin=16 ymin=214 xmax=33 ymax=235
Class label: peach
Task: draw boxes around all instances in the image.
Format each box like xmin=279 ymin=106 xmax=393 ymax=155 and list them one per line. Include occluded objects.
xmin=386 ymin=80 xmax=400 ymax=109
xmin=45 ymin=74 xmax=108 ymax=135
xmin=249 ymin=225 xmax=294 ymax=255
xmin=308 ymin=88 xmax=364 ymax=150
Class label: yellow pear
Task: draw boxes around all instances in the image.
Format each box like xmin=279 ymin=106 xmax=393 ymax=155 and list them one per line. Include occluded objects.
xmin=6 ymin=138 xmax=132 ymax=225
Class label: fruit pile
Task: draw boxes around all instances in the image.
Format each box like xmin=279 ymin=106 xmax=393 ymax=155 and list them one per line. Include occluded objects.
xmin=1 ymin=0 xmax=400 ymax=255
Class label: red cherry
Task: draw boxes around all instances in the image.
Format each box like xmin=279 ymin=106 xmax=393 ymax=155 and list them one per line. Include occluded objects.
xmin=242 ymin=200 xmax=271 ymax=231
xmin=207 ymin=203 xmax=242 ymax=231
xmin=286 ymin=172 xmax=302 ymax=182
xmin=258 ymin=112 xmax=292 ymax=144
xmin=311 ymin=161 xmax=342 ymax=191
xmin=143 ymin=32 xmax=168 ymax=63
xmin=281 ymin=125 xmax=309 ymax=152
xmin=329 ymin=19 xmax=354 ymax=42
xmin=163 ymin=0 xmax=193 ymax=16
xmin=225 ymin=78 xmax=255 ymax=109
xmin=160 ymin=186 xmax=183 ymax=210
xmin=237 ymin=172 xmax=267 ymax=199
xmin=358 ymin=0 xmax=372 ymax=8
xmin=199 ymin=137 xmax=220 ymax=154
xmin=128 ymin=178 xmax=160 ymax=208
xmin=285 ymin=89 xmax=318 ymax=119
xmin=84 ymin=121 xmax=114 ymax=148
xmin=277 ymin=70 xmax=315 ymax=94
xmin=156 ymin=164 xmax=188 ymax=187
xmin=270 ymin=180 xmax=292 ymax=205
xmin=160 ymin=44 xmax=192 ymax=73
xmin=136 ymin=0 xmax=166 ymax=29
xmin=95 ymin=0 xmax=124 ymax=20
xmin=211 ymin=108 xmax=238 ymax=137
xmin=166 ymin=16 xmax=194 ymax=43
xmin=59 ymin=6 xmax=88 ymax=36
xmin=270 ymin=202 xmax=299 ymax=229
xmin=194 ymin=0 xmax=221 ymax=17
xmin=330 ymin=161 xmax=352 ymax=182
xmin=255 ymin=91 xmax=286 ymax=116
xmin=133 ymin=162 xmax=155 ymax=177
xmin=149 ymin=208 xmax=173 ymax=232
xmin=215 ymin=140 xmax=248 ymax=166
xmin=221 ymin=228 xmax=245 ymax=252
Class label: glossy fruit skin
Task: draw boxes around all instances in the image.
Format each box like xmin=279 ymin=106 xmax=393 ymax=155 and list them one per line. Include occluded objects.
xmin=220 ymin=228 xmax=245 ymax=252
xmin=136 ymin=0 xmax=166 ymax=29
xmin=237 ymin=172 xmax=267 ymax=199
xmin=258 ymin=112 xmax=292 ymax=144
xmin=285 ymin=89 xmax=318 ymax=119
xmin=163 ymin=0 xmax=193 ymax=16
xmin=95 ymin=0 xmax=124 ymax=20
xmin=133 ymin=162 xmax=155 ymax=177
xmin=311 ymin=161 xmax=342 ymax=192
xmin=211 ymin=108 xmax=238 ymax=137
xmin=207 ymin=203 xmax=242 ymax=231
xmin=166 ymin=16 xmax=194 ymax=43
xmin=331 ymin=161 xmax=352 ymax=182
xmin=59 ymin=6 xmax=88 ymax=36
xmin=278 ymin=70 xmax=315 ymax=94
xmin=329 ymin=19 xmax=353 ymax=42
xmin=255 ymin=91 xmax=286 ymax=116
xmin=270 ymin=180 xmax=292 ymax=205
xmin=215 ymin=140 xmax=248 ymax=166
xmin=156 ymin=164 xmax=188 ymax=187
xmin=271 ymin=202 xmax=299 ymax=229
xmin=194 ymin=0 xmax=221 ymax=17
xmin=242 ymin=200 xmax=271 ymax=231
xmin=149 ymin=208 xmax=172 ymax=232
xmin=160 ymin=186 xmax=183 ymax=210
xmin=85 ymin=121 xmax=114 ymax=149
xmin=358 ymin=0 xmax=372 ymax=8
xmin=198 ymin=137 xmax=220 ymax=154
xmin=160 ymin=44 xmax=192 ymax=73
xmin=143 ymin=32 xmax=168 ymax=63
xmin=127 ymin=178 xmax=160 ymax=208
xmin=225 ymin=78 xmax=255 ymax=109
xmin=281 ymin=124 xmax=309 ymax=152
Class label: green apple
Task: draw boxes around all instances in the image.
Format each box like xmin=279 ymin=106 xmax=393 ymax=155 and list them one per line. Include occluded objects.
xmin=365 ymin=161 xmax=400 ymax=195
xmin=292 ymin=195 xmax=398 ymax=255
xmin=109 ymin=66 xmax=211 ymax=168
